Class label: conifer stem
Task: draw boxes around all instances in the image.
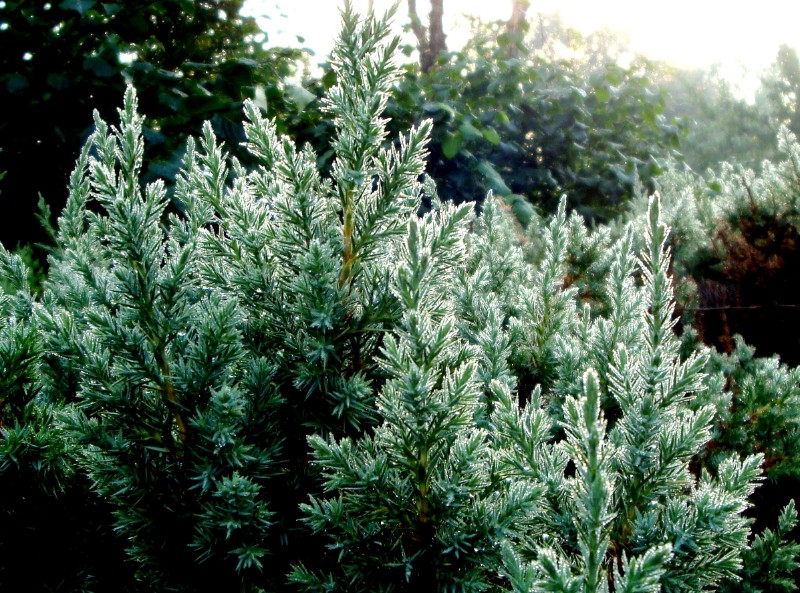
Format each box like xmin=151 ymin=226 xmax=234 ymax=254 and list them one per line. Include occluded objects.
xmin=164 ymin=376 xmax=188 ymax=450
xmin=340 ymin=190 xmax=355 ymax=290
xmin=157 ymin=353 xmax=187 ymax=454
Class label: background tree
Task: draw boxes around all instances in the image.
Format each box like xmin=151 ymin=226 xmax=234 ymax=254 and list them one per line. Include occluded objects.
xmin=657 ymin=65 xmax=777 ymax=172
xmin=760 ymin=44 xmax=800 ymax=137
xmin=384 ymin=14 xmax=680 ymax=223
xmin=0 ymin=0 xmax=301 ymax=252
xmin=406 ymin=0 xmax=446 ymax=73
xmin=504 ymin=0 xmax=531 ymax=57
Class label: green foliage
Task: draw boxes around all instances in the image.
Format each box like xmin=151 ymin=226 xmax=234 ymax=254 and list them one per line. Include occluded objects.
xmin=760 ymin=45 xmax=800 ymax=139
xmin=36 ymin=87 xmax=280 ymax=590
xmin=656 ymin=44 xmax=800 ymax=174
xmin=291 ymin=202 xmax=536 ymax=591
xmin=0 ymin=249 xmax=38 ymax=427
xmin=657 ymin=66 xmax=778 ymax=173
xmin=701 ymin=339 xmax=800 ymax=481
xmin=650 ymin=126 xmax=800 ymax=365
xmin=0 ymin=0 xmax=302 ymax=250
xmin=696 ymin=339 xmax=800 ymax=590
xmin=0 ymin=6 xmax=796 ymax=593
xmin=721 ymin=501 xmax=800 ymax=593
xmin=620 ymin=127 xmax=800 ymax=591
xmin=384 ymin=17 xmax=681 ymax=223
xmin=0 ymin=241 xmax=130 ymax=593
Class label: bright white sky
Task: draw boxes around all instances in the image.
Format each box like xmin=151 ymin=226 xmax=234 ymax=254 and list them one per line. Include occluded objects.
xmin=242 ymin=0 xmax=800 ymax=94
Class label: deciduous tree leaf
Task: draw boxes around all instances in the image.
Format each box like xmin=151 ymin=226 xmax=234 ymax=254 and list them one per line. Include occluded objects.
xmin=442 ymin=131 xmax=463 ymax=159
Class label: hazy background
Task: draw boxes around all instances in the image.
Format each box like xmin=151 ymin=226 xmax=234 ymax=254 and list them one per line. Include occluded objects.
xmin=242 ymin=0 xmax=800 ymax=97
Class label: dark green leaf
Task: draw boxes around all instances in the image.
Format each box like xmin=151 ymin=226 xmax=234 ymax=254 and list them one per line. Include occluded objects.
xmin=593 ymin=85 xmax=611 ymax=103
xmin=477 ymin=160 xmax=511 ymax=195
xmin=286 ymin=84 xmax=316 ymax=112
xmin=102 ymin=3 xmax=121 ymax=15
xmin=83 ymin=56 xmax=117 ymax=77
xmin=482 ymin=126 xmax=501 ymax=145
xmin=60 ymin=0 xmax=97 ymax=15
xmin=442 ymin=131 xmax=463 ymax=159
xmin=459 ymin=121 xmax=482 ymax=140
xmin=422 ymin=101 xmax=456 ymax=120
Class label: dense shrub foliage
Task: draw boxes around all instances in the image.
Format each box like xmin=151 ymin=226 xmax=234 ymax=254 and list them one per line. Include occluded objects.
xmin=651 ymin=127 xmax=800 ymax=366
xmin=0 ymin=0 xmax=303 ymax=250
xmin=385 ymin=19 xmax=681 ymax=224
xmin=0 ymin=6 xmax=798 ymax=593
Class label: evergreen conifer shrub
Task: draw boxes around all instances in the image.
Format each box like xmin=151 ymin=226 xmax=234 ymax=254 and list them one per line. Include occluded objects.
xmin=650 ymin=130 xmax=800 ymax=365
xmin=1 ymin=4 xmax=797 ymax=592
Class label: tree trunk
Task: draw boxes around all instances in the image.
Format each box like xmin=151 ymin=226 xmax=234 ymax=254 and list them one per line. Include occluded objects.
xmin=427 ymin=0 xmax=446 ymax=69
xmin=407 ymin=0 xmax=446 ymax=73
xmin=505 ymin=0 xmax=531 ymax=57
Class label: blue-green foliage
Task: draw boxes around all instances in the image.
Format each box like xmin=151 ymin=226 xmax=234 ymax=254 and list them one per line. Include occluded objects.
xmin=723 ymin=501 xmax=800 ymax=593
xmin=36 ymin=87 xmax=279 ymax=590
xmin=480 ymin=196 xmax=765 ymax=593
xmin=0 ymin=5 xmax=796 ymax=593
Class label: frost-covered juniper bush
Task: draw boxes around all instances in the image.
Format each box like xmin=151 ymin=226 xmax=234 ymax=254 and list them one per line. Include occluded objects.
xmin=1 ymin=4 xmax=797 ymax=593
